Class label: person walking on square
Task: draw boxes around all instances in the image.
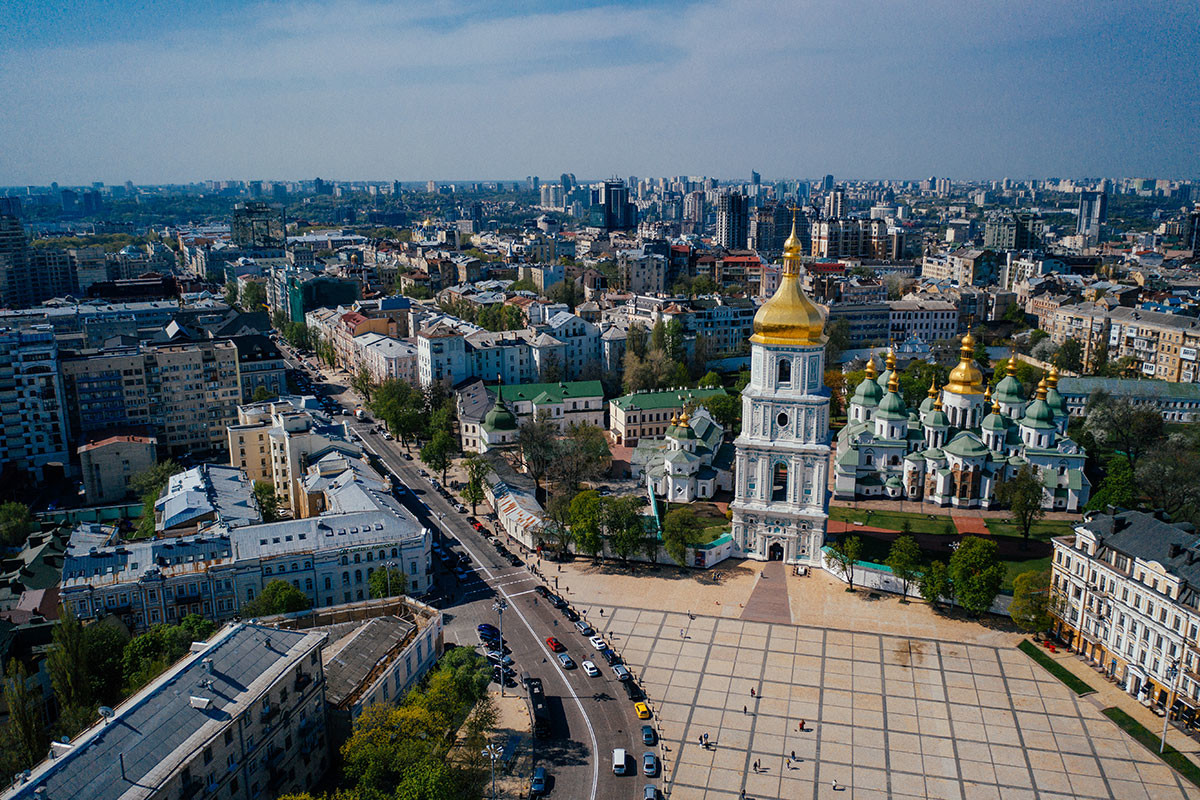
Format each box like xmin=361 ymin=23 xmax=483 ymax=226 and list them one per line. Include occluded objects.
xmin=750 ymin=687 xmax=756 ymax=697
xmin=743 ymin=704 xmax=747 ymax=714
xmin=798 ymin=718 xmax=805 ymax=732
xmin=785 ymin=757 xmax=791 ymax=770
xmin=791 ymin=749 xmax=796 ymax=762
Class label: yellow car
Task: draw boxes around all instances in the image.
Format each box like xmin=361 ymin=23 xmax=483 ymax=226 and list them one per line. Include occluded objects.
xmin=634 ymin=702 xmax=651 ymax=720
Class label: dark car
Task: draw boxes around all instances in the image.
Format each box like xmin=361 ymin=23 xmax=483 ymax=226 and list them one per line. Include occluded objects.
xmin=477 ymin=623 xmax=500 ymax=638
xmin=562 ymin=607 xmax=580 ymax=623
xmin=600 ymin=648 xmax=620 ymax=666
xmin=548 ymin=594 xmax=567 ymax=609
xmin=508 ymin=554 xmax=524 ymax=567
xmin=641 ymin=725 xmax=656 ymax=746
xmin=534 ymin=586 xmax=551 ymax=598
xmin=623 ymin=681 xmax=645 ymax=701
xmin=529 ymin=766 xmax=547 ymax=798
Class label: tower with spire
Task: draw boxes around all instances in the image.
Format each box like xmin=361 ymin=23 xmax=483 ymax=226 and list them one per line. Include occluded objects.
xmin=730 ymin=212 xmax=831 ymax=564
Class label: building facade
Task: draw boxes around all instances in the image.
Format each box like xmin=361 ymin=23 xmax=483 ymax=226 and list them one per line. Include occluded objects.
xmin=0 ymin=325 xmax=71 ymax=481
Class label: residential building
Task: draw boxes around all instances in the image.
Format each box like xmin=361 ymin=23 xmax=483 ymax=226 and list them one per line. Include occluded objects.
xmin=0 ymin=325 xmax=71 ymax=481
xmin=1 ymin=623 xmax=329 ymax=800
xmin=1054 ymin=377 xmax=1200 ymax=422
xmin=810 ymin=218 xmax=903 ymax=260
xmin=1077 ymin=190 xmax=1107 ymax=243
xmin=617 ymin=247 xmax=668 ymax=295
xmin=984 ymin=211 xmax=1045 ymax=250
xmin=835 ymin=343 xmax=1089 ymax=511
xmin=1050 ymin=510 xmax=1200 ymax=720
xmin=417 ymin=325 xmax=470 ymax=387
xmin=234 ymin=334 xmax=288 ymax=400
xmin=1107 ymin=306 xmax=1200 ymax=382
xmin=608 ymin=387 xmax=728 ymax=446
xmin=887 ymin=298 xmax=959 ymax=343
xmin=228 ymin=397 xmax=359 ymax=512
xmin=77 ymin=433 xmax=158 ymax=505
xmin=354 ymin=333 xmax=418 ymax=385
xmin=919 ymin=249 xmax=1000 ymax=286
xmin=1045 ymin=302 xmax=1113 ymax=369
xmin=155 ymin=464 xmax=262 ymax=537
xmin=457 ymin=379 xmax=605 ymax=453
xmin=540 ymin=312 xmax=601 ymax=378
xmin=716 ymin=192 xmax=749 ymax=250
xmin=823 ymin=302 xmax=891 ymax=349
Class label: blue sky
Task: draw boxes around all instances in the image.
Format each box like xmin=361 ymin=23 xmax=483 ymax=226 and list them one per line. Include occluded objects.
xmin=1 ymin=0 xmax=1197 ymax=184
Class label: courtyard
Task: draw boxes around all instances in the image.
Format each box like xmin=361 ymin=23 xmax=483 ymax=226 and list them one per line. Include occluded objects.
xmin=554 ymin=561 xmax=1200 ymax=800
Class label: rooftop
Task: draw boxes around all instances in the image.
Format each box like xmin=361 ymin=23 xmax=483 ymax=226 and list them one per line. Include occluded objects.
xmin=610 ymin=386 xmax=728 ymax=412
xmin=323 ymin=615 xmax=417 ymax=708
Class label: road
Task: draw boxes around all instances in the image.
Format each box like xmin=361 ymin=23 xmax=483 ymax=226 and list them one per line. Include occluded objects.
xmin=278 ymin=346 xmax=658 ymax=800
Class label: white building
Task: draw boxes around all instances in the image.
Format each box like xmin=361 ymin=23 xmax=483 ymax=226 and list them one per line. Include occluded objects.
xmin=353 ymin=332 xmax=418 ymax=384
xmin=730 ymin=222 xmax=831 ymax=564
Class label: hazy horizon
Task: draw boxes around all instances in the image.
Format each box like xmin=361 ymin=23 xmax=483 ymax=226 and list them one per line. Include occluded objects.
xmin=3 ymin=0 xmax=1198 ymax=185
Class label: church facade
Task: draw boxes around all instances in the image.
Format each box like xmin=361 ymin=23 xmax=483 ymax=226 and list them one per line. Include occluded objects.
xmin=730 ymin=216 xmax=832 ymax=565
xmin=834 ymin=340 xmax=1090 ymax=511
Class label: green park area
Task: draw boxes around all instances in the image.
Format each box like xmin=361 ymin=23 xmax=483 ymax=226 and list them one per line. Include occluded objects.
xmin=665 ymin=501 xmax=728 ymax=544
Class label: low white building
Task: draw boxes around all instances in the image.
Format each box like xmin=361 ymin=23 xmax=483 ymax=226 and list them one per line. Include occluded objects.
xmin=353 ymin=332 xmax=418 ymax=384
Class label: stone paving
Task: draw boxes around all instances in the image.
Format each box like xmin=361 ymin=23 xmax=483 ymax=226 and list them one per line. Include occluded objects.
xmin=596 ymin=608 xmax=1200 ymax=800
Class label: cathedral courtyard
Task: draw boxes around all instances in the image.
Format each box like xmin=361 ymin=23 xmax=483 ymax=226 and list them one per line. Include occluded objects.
xmin=550 ymin=560 xmax=1200 ymax=799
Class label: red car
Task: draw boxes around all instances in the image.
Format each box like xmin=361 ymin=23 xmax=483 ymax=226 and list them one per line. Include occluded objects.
xmin=546 ymin=637 xmax=565 ymax=652
xmin=472 ymin=522 xmax=484 ymax=531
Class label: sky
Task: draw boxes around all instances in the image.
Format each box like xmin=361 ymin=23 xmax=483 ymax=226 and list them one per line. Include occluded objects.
xmin=1 ymin=0 xmax=1198 ymax=185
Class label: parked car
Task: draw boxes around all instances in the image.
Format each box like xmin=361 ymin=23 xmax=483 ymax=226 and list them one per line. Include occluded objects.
xmin=534 ymin=586 xmax=551 ymax=598
xmin=601 ymin=648 xmax=620 ymax=666
xmin=507 ymin=555 xmax=524 ymax=567
xmin=641 ymin=725 xmax=656 ymax=746
xmin=643 ymin=785 xmax=657 ymax=800
xmin=562 ymin=607 xmax=580 ymax=623
xmin=642 ymin=752 xmax=657 ymax=777
xmin=582 ymin=660 xmax=600 ymax=677
xmin=548 ymin=594 xmax=567 ymax=609
xmin=545 ymin=637 xmax=565 ymax=653
xmin=529 ymin=767 xmax=547 ymax=798
xmin=589 ymin=636 xmax=608 ymax=651
xmin=613 ymin=664 xmax=631 ymax=682
xmin=574 ymin=621 xmax=593 ymax=637
xmin=557 ymin=653 xmax=576 ymax=669
xmin=623 ymin=681 xmax=645 ymax=701
xmin=634 ymin=702 xmax=651 ymax=720
xmin=477 ymin=623 xmax=500 ymax=637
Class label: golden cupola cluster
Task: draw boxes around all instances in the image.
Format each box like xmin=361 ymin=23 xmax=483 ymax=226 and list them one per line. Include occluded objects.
xmin=944 ymin=332 xmax=985 ymax=395
xmin=750 ymin=211 xmax=825 ymax=347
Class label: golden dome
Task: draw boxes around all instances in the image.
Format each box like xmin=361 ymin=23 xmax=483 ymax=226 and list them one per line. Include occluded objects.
xmin=887 ymin=371 xmax=900 ymax=394
xmin=944 ymin=333 xmax=984 ymax=395
xmin=679 ymin=411 xmax=690 ymax=427
xmin=670 ymin=412 xmax=678 ymax=425
xmin=885 ymin=349 xmax=897 ymax=371
xmin=1035 ymin=377 xmax=1048 ymax=400
xmin=927 ymin=379 xmax=938 ymax=399
xmin=864 ymin=359 xmax=878 ymax=380
xmin=934 ymin=392 xmax=943 ymax=411
xmin=750 ymin=212 xmax=824 ymax=347
xmin=1047 ymin=366 xmax=1060 ymax=387
xmin=1006 ymin=355 xmax=1018 ymax=376
xmin=422 ymin=217 xmax=434 ymax=228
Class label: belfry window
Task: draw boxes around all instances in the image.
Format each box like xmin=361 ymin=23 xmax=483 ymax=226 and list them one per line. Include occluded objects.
xmin=777 ymin=359 xmax=791 ymax=386
xmin=772 ymin=462 xmax=788 ymax=502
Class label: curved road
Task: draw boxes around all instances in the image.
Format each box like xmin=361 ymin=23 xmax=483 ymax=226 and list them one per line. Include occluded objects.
xmin=280 ymin=350 xmax=657 ymax=800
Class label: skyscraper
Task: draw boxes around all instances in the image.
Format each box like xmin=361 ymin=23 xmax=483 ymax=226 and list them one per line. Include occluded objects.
xmin=232 ymin=202 xmax=285 ymax=249
xmin=1077 ymin=190 xmax=1108 ymax=243
xmin=750 ymin=170 xmax=761 ymax=186
xmin=716 ymin=192 xmax=749 ymax=249
xmin=821 ymin=174 xmax=835 ymax=192
xmin=1185 ymin=205 xmax=1200 ymax=258
xmin=823 ymin=190 xmax=845 ymax=219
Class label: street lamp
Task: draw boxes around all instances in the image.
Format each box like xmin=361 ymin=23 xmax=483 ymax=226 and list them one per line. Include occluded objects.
xmin=1162 ymin=659 xmax=1180 ymax=754
xmin=383 ymin=560 xmax=398 ymax=597
xmin=493 ymin=598 xmax=508 ymax=696
xmin=483 ymin=742 xmax=503 ymax=800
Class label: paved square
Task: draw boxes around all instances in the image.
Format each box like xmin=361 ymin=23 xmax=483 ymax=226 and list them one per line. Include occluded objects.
xmin=599 ymin=607 xmax=1200 ymax=800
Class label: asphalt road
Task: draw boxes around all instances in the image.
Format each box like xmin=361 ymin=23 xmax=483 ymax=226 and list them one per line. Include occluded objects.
xmin=279 ymin=347 xmax=660 ymax=800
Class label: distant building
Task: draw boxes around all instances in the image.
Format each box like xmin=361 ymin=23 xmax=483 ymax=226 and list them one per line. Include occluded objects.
xmin=983 ymin=211 xmax=1045 ymax=250
xmin=232 ymin=201 xmax=286 ymax=249
xmin=608 ymin=387 xmax=728 ymax=446
xmin=1077 ymin=190 xmax=1107 ymax=243
xmin=0 ymin=325 xmax=71 ymax=481
xmin=77 ymin=434 xmax=158 ymax=505
xmin=716 ymin=192 xmax=749 ymax=250
xmin=457 ymin=379 xmax=605 ymax=454
xmin=631 ymin=407 xmax=733 ymax=501
xmin=1054 ymin=377 xmax=1200 ymax=422
xmin=1 ymin=623 xmax=329 ymax=800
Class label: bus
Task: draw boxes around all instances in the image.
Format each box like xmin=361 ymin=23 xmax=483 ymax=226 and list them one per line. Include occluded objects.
xmin=525 ymin=675 xmax=551 ymax=739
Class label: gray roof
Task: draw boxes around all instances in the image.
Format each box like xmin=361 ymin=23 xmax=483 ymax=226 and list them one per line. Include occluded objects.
xmin=1056 ymin=377 xmax=1200 ymax=402
xmin=6 ymin=623 xmax=324 ymax=800
xmin=323 ymin=616 xmax=417 ymax=707
xmin=1083 ymin=511 xmax=1200 ymax=588
xmin=156 ymin=465 xmax=261 ymax=532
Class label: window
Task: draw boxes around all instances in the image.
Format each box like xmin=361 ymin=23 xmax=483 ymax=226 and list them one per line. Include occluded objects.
xmin=777 ymin=412 xmax=788 ymax=429
xmin=772 ymin=462 xmax=788 ymax=502
xmin=777 ymin=358 xmax=791 ymax=385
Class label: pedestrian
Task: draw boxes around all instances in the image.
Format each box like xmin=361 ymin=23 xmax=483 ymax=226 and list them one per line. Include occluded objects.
xmin=743 ymin=704 xmax=747 ymax=714
xmin=750 ymin=687 xmax=756 ymax=698
xmin=831 ymin=779 xmax=838 ymax=791
xmin=698 ymin=735 xmax=703 ymax=747
xmin=599 ymin=608 xmax=604 ymax=616
xmin=754 ymin=759 xmax=760 ymax=772
xmin=785 ymin=757 xmax=791 ymax=770
xmin=790 ymin=749 xmax=796 ymax=762
xmin=680 ymin=628 xmax=685 ymax=638
xmin=798 ymin=719 xmax=805 ymax=732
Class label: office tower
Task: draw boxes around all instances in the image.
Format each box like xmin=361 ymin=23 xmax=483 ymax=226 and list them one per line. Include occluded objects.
xmin=751 ymin=170 xmax=761 ymax=186
xmin=0 ymin=197 xmax=21 ymax=217
xmin=1077 ymin=190 xmax=1108 ymax=242
xmin=683 ymin=191 xmax=705 ymax=233
xmin=822 ymin=174 xmax=835 ymax=192
xmin=232 ymin=202 xmax=285 ymax=249
xmin=0 ymin=213 xmax=33 ymax=308
xmin=823 ymin=189 xmax=845 ymax=219
xmin=983 ymin=211 xmax=1045 ymax=250
xmin=1185 ymin=205 xmax=1200 ymax=258
xmin=716 ymin=192 xmax=749 ymax=249
xmin=594 ymin=179 xmax=634 ymax=230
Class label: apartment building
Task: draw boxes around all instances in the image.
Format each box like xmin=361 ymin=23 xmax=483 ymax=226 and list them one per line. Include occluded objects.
xmin=155 ymin=464 xmax=263 ymax=537
xmin=235 ymin=334 xmax=288 ymax=400
xmin=887 ymin=298 xmax=958 ymax=343
xmin=228 ymin=398 xmax=360 ymax=512
xmin=2 ymin=623 xmax=329 ymax=800
xmin=0 ymin=325 xmax=71 ymax=480
xmin=608 ymin=387 xmax=729 ymax=446
xmin=541 ymin=312 xmax=602 ymax=378
xmin=1107 ymin=306 xmax=1200 ymax=382
xmin=417 ymin=324 xmax=471 ymax=387
xmin=61 ymin=458 xmax=431 ymax=630
xmin=353 ymin=332 xmax=418 ymax=384
xmin=617 ymin=248 xmax=668 ymax=295
xmin=77 ymin=433 xmax=158 ymax=505
xmin=919 ymin=249 xmax=999 ymax=286
xmin=1055 ymin=377 xmax=1200 ymax=422
xmin=1045 ymin=302 xmax=1112 ymax=369
xmin=810 ymin=218 xmax=903 ymax=260
xmin=1050 ymin=511 xmax=1200 ymax=724
xmin=824 ymin=302 xmax=891 ymax=349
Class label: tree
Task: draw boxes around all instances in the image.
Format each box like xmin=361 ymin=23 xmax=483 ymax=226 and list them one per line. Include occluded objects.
xmin=662 ymin=507 xmax=700 ymax=566
xmin=1136 ymin=436 xmax=1200 ymax=525
xmin=698 ymin=370 xmax=723 ymax=389
xmin=83 ymin=622 xmax=129 ymax=706
xmin=699 ymin=393 xmax=740 ymax=433
xmin=1054 ymin=337 xmax=1083 ymax=373
xmin=121 ymin=624 xmax=193 ymax=691
xmin=130 ymin=459 xmax=181 ymax=539
xmin=1003 ymin=302 xmax=1028 ymax=326
xmin=517 ymin=413 xmax=559 ymax=493
xmin=251 ymin=384 xmax=276 ymax=403
xmin=603 ymin=496 xmax=645 ymax=563
xmin=368 ymin=565 xmax=407 ymax=598
xmin=241 ymin=579 xmax=311 ymax=618
xmin=569 ymin=490 xmax=604 ymax=560
xmin=550 ymin=423 xmax=611 ymax=493
xmin=224 ymin=281 xmax=239 ymax=308
xmin=3 ymin=660 xmax=43 ymax=771
xmin=971 ymin=327 xmax=989 ymax=368
xmin=919 ymin=560 xmax=952 ymax=609
xmin=1085 ymin=453 xmax=1138 ymax=512
xmin=47 ymin=607 xmax=91 ymax=715
xmin=1008 ymin=570 xmax=1053 ymax=638
xmin=649 ymin=319 xmax=667 ymax=354
xmin=421 ymin=430 xmax=455 ymax=485
xmin=663 ymin=319 xmax=686 ymax=362
xmin=827 ymin=535 xmax=863 ymax=592
xmin=824 ymin=317 xmax=850 ymax=366
xmin=884 ymin=535 xmax=922 ymax=602
xmin=0 ymin=502 xmax=31 ymax=547
xmin=461 ymin=456 xmax=489 ymax=515
xmin=995 ymin=464 xmax=1046 ymax=548
xmin=253 ymin=480 xmax=281 ymax=523
xmin=627 ymin=323 xmax=648 ymax=358
xmin=1084 ymin=395 xmax=1165 ymax=470
xmin=948 ymin=537 xmax=1006 ymax=616
xmin=542 ymin=493 xmax=575 ymax=557
xmin=239 ymin=281 xmax=267 ymax=311
xmin=351 ymin=368 xmax=376 ymax=403
xmin=1031 ymin=338 xmax=1058 ymax=362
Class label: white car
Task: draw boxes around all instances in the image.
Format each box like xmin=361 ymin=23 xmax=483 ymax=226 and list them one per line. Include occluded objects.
xmin=589 ymin=635 xmax=608 ymax=651
xmin=582 ymin=660 xmax=600 ymax=677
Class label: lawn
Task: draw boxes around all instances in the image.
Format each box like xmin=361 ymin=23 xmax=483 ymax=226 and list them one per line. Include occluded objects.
xmin=667 ymin=502 xmax=729 ymax=544
xmin=984 ymin=518 xmax=1076 ymax=541
xmin=829 ymin=507 xmax=958 ymax=536
xmin=1101 ymin=707 xmax=1200 ymax=788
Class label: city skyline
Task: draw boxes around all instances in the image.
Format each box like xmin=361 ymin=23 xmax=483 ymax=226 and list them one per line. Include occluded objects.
xmin=2 ymin=0 xmax=1198 ymax=185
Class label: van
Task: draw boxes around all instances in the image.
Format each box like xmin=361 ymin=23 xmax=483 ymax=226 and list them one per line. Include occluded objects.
xmin=612 ymin=748 xmax=627 ymax=775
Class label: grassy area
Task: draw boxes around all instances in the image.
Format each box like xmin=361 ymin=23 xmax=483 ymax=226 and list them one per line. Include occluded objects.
xmin=984 ymin=518 xmax=1076 ymax=541
xmin=829 ymin=507 xmax=958 ymax=536
xmin=1101 ymin=707 xmax=1200 ymax=788
xmin=1001 ymin=556 xmax=1051 ymax=593
xmin=666 ymin=502 xmax=729 ymax=544
xmin=1017 ymin=640 xmax=1096 ymax=696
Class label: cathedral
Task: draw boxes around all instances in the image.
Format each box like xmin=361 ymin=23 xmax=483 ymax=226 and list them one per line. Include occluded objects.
xmin=833 ymin=340 xmax=1091 ymax=511
xmin=730 ymin=216 xmax=832 ymax=564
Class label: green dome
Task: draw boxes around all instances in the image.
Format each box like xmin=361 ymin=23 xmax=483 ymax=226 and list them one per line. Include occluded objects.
xmin=943 ymin=432 xmax=990 ymax=458
xmin=1045 ymin=386 xmax=1067 ymax=417
xmin=853 ymin=376 xmax=884 ymax=406
xmin=482 ymin=396 xmax=517 ymax=432
xmin=875 ymin=389 xmax=907 ymax=420
xmin=982 ymin=409 xmax=1008 ymax=432
xmin=919 ymin=396 xmax=936 ymax=413
xmin=926 ymin=408 xmax=949 ymax=429
xmin=993 ymin=375 xmax=1025 ymax=405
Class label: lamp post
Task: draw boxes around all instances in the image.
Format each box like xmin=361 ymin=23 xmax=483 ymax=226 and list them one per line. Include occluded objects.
xmin=483 ymin=742 xmax=502 ymax=800
xmin=383 ymin=560 xmax=398 ymax=597
xmin=493 ymin=598 xmax=508 ymax=696
xmin=1161 ymin=659 xmax=1180 ymax=754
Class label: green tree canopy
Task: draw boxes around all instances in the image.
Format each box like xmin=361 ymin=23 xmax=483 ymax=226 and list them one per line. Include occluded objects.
xmin=0 ymin=502 xmax=32 ymax=548
xmin=995 ymin=464 xmax=1046 ymax=547
xmin=368 ymin=565 xmax=407 ymax=599
xmin=698 ymin=370 xmax=723 ymax=389
xmin=1085 ymin=453 xmax=1138 ymax=512
xmin=253 ymin=480 xmax=281 ymax=523
xmin=919 ymin=560 xmax=952 ymax=609
xmin=241 ymin=580 xmax=311 ymax=618
xmin=827 ymin=535 xmax=863 ymax=591
xmin=884 ymin=535 xmax=922 ymax=602
xmin=569 ymin=490 xmax=604 ymax=560
xmin=602 ymin=496 xmax=645 ymax=562
xmin=662 ymin=507 xmax=702 ymax=566
xmin=948 ymin=537 xmax=1005 ymax=616
xmin=1008 ymin=570 xmax=1053 ymax=636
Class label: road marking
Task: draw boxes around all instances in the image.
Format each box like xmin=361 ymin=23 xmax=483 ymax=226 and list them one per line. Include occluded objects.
xmin=507 ymin=589 xmax=540 ymax=597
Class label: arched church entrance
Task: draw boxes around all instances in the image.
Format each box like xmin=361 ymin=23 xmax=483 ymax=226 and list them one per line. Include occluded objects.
xmin=768 ymin=542 xmax=784 ymax=561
